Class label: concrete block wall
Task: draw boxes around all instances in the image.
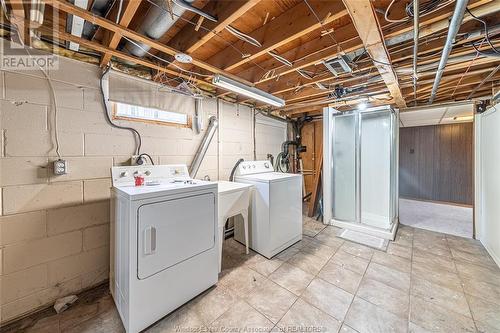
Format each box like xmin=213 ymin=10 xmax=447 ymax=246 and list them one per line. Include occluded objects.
xmin=0 ymin=47 xmax=286 ymax=323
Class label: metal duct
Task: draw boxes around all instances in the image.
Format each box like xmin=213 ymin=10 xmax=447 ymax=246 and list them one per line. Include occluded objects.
xmin=428 ymin=0 xmax=468 ymax=104
xmin=189 ymin=116 xmax=219 ymax=178
xmin=172 ymin=0 xmax=217 ymax=22
xmin=123 ymin=0 xmax=188 ymax=58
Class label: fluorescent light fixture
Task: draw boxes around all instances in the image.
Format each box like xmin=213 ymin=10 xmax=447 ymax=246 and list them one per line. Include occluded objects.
xmin=212 ymin=75 xmax=285 ymax=107
xmin=453 ymin=115 xmax=473 ymax=121
xmin=358 ymin=102 xmax=367 ymax=110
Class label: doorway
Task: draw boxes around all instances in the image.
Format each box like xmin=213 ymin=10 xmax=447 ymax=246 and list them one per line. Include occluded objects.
xmin=399 ymin=104 xmax=474 ymax=238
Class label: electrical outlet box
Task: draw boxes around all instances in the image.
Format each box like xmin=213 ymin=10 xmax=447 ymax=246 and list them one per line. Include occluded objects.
xmin=131 ymin=155 xmax=151 ymax=166
xmin=53 ymin=159 xmax=68 ymax=175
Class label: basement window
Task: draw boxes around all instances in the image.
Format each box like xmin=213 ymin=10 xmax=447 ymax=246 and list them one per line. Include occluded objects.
xmin=113 ymin=102 xmax=190 ymax=127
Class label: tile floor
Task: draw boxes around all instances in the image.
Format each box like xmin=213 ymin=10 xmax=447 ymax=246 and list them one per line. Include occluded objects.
xmin=4 ymin=216 xmax=500 ymax=333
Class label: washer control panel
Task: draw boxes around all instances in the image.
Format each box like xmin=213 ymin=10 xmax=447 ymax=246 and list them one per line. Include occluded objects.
xmin=112 ymin=165 xmax=190 ymax=186
xmin=236 ymin=160 xmax=274 ymax=176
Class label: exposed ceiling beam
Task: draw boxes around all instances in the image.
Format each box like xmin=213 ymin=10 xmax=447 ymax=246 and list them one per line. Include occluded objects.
xmin=168 ymin=0 xmax=261 ymax=54
xmin=100 ymin=0 xmax=141 ymax=67
xmin=205 ymin=0 xmax=348 ymax=72
xmin=7 ymin=0 xmax=27 ymax=43
xmin=34 ymin=22 xmax=217 ymax=91
xmin=47 ymin=0 xmax=253 ymax=85
xmin=248 ymin=0 xmax=496 ymax=91
xmin=340 ymin=0 xmax=405 ymax=107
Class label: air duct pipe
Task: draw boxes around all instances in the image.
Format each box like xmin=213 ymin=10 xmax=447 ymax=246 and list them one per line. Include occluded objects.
xmin=428 ymin=0 xmax=468 ymax=104
xmin=189 ymin=116 xmax=218 ymax=178
xmin=123 ymin=0 xmax=187 ymax=57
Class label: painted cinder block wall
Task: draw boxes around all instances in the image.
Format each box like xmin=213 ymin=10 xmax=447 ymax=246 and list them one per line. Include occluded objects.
xmin=0 ymin=48 xmax=286 ymax=323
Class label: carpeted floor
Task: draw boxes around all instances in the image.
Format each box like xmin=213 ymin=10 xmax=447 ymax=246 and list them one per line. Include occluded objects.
xmin=399 ymin=198 xmax=473 ymax=238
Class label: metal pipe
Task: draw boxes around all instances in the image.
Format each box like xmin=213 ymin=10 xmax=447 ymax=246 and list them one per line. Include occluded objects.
xmin=412 ymin=0 xmax=419 ymax=105
xmin=189 ymin=116 xmax=219 ymax=178
xmin=172 ymin=0 xmax=217 ymax=22
xmin=428 ymin=0 xmax=468 ymax=104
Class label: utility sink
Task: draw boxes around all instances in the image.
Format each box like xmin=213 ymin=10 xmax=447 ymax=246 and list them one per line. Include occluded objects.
xmin=216 ymin=181 xmax=253 ymax=271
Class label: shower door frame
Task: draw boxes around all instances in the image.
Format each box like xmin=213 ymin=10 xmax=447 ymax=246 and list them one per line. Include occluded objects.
xmin=323 ymin=105 xmax=399 ymax=240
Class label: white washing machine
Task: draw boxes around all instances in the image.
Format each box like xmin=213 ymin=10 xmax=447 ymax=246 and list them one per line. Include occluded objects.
xmin=110 ymin=165 xmax=218 ymax=333
xmin=234 ymin=160 xmax=302 ymax=258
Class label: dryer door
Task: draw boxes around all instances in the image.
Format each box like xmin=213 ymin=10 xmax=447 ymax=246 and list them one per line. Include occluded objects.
xmin=137 ymin=193 xmax=216 ymax=279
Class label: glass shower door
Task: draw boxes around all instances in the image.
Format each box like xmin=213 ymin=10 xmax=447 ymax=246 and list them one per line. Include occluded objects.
xmin=331 ymin=113 xmax=358 ymax=223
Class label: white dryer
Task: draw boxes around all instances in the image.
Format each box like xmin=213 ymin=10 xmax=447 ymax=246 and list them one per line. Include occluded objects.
xmin=110 ymin=165 xmax=218 ymax=333
xmin=234 ymin=160 xmax=302 ymax=258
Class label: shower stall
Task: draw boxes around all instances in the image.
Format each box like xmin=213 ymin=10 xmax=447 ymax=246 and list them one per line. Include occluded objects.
xmin=323 ymin=105 xmax=399 ymax=240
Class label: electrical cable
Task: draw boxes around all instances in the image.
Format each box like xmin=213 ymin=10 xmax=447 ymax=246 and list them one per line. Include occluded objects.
xmin=465 ymin=7 xmax=500 ymax=54
xmin=100 ymin=66 xmax=142 ymax=156
xmin=12 ymin=27 xmax=62 ymax=158
xmin=385 ymin=0 xmax=408 ymax=23
xmin=115 ymin=0 xmax=123 ymax=24
xmin=137 ymin=153 xmax=155 ymax=165
xmin=121 ymin=36 xmax=212 ymax=78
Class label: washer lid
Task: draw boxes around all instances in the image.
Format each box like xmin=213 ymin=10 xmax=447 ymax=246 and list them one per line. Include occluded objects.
xmin=236 ymin=172 xmax=301 ymax=183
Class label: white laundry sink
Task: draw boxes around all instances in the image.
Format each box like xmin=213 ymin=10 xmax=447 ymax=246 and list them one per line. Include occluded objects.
xmin=217 ymin=181 xmax=253 ymax=272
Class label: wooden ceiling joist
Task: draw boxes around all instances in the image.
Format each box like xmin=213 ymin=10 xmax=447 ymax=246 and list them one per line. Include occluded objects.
xmin=205 ymin=0 xmax=348 ymax=72
xmin=168 ymin=0 xmax=262 ymax=54
xmin=46 ymin=0 xmax=253 ymax=84
xmin=336 ymin=1 xmax=405 ymax=107
xmin=99 ymin=0 xmax=141 ymax=67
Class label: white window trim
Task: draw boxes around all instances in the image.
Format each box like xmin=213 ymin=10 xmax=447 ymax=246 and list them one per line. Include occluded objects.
xmin=112 ymin=102 xmax=191 ymax=128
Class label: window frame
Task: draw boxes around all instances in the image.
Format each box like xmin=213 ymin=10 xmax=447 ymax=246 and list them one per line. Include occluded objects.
xmin=112 ymin=102 xmax=192 ymax=128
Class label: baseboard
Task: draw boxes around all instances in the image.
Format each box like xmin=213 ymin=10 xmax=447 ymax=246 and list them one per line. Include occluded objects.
xmin=480 ymin=240 xmax=500 ymax=269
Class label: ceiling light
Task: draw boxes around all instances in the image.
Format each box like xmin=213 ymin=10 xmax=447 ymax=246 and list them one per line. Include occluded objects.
xmin=358 ymin=102 xmax=367 ymax=110
xmin=174 ymin=53 xmax=193 ymax=64
xmin=212 ymin=75 xmax=285 ymax=107
xmin=453 ymin=115 xmax=473 ymax=121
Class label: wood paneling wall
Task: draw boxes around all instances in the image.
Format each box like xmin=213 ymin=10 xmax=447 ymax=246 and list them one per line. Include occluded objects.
xmin=399 ymin=123 xmax=474 ymax=205
xmin=301 ymin=121 xmax=323 ymax=208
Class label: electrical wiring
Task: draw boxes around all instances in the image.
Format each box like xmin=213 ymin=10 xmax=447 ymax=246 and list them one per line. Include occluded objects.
xmin=137 ymin=153 xmax=155 ymax=165
xmin=465 ymin=7 xmax=500 ymax=55
xmin=385 ymin=0 xmax=408 ymax=23
xmin=100 ymin=66 xmax=142 ymax=156
xmin=144 ymin=0 xmax=268 ymax=73
xmin=12 ymin=27 xmax=62 ymax=158
xmin=121 ymin=36 xmax=212 ymax=78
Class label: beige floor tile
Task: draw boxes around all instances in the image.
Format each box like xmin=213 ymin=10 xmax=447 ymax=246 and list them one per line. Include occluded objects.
xmin=339 ymin=324 xmax=359 ymax=333
xmin=276 ymin=247 xmax=301 ymax=262
xmin=209 ymin=300 xmax=274 ymax=333
xmin=299 ymin=239 xmax=337 ymax=260
xmin=277 ymin=298 xmax=341 ymax=333
xmin=392 ymin=232 xmax=413 ymax=248
xmin=365 ymin=262 xmax=411 ymax=292
xmin=63 ymin=306 xmax=124 ymax=333
xmin=339 ymin=241 xmax=374 ymax=260
xmin=413 ymin=235 xmax=451 ymax=258
xmin=455 ymin=261 xmax=500 ymax=287
xmin=411 ymin=276 xmax=471 ymax=317
xmin=412 ymin=248 xmax=457 ymax=273
xmin=462 ymin=279 xmax=500 ymax=306
xmin=219 ymin=265 xmax=267 ymax=298
xmin=245 ymin=254 xmax=284 ymax=277
xmin=387 ymin=243 xmax=412 ymax=260
xmin=408 ymin=322 xmax=432 ymax=333
xmin=287 ymin=251 xmax=329 ymax=275
xmin=318 ymin=261 xmax=363 ymax=294
xmin=314 ymin=229 xmax=345 ymax=249
xmin=446 ymin=236 xmax=486 ymax=256
xmin=188 ymin=285 xmax=238 ymax=325
xmin=467 ymin=295 xmax=500 ymax=331
xmin=147 ymin=304 xmax=206 ymax=333
xmin=451 ymin=248 xmax=499 ymax=270
xmin=357 ymin=278 xmax=409 ymax=318
xmin=330 ymin=250 xmax=369 ymax=275
xmin=269 ymin=263 xmax=315 ymax=296
xmin=302 ymin=217 xmax=327 ymax=237
xmin=411 ymin=261 xmax=463 ymax=291
xmin=301 ymin=278 xmax=353 ymax=321
xmin=410 ymin=296 xmax=476 ymax=333
xmin=372 ymin=251 xmax=412 ymax=273
xmin=244 ymin=279 xmax=297 ymax=324
xmin=344 ymin=297 xmax=408 ymax=333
